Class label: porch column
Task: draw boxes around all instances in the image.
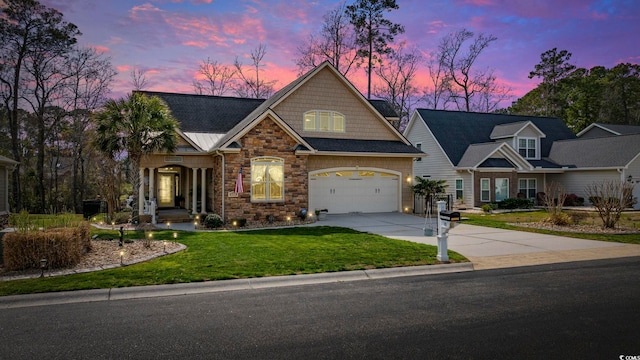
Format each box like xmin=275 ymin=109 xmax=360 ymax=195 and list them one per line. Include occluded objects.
xmin=192 ymin=167 xmax=198 ymax=214
xmin=149 ymin=167 xmax=155 ymax=203
xmin=184 ymin=169 xmax=190 ymax=211
xmin=200 ymin=168 xmax=207 ymax=214
xmin=138 ymin=168 xmax=145 ymax=216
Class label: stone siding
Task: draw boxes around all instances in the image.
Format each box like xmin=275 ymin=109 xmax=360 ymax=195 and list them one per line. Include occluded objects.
xmin=221 ymin=117 xmax=309 ymax=222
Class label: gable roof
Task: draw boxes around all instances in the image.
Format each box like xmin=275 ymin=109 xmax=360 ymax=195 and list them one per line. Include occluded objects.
xmin=457 ymin=142 xmax=530 ymax=170
xmin=413 ymin=109 xmax=575 ymax=166
xmin=576 ymin=123 xmax=640 ymax=138
xmin=214 ymin=61 xmax=412 ymax=152
xmin=548 ymin=133 xmax=640 ymax=168
xmin=489 ymin=121 xmax=545 ymax=140
xmin=141 ymin=63 xmax=406 ymax=155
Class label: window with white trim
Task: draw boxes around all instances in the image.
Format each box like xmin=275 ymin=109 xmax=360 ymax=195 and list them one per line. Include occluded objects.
xmin=495 ymin=178 xmax=509 ymax=202
xmin=303 ymin=110 xmax=345 ymax=132
xmin=518 ymin=178 xmax=537 ymax=199
xmin=251 ymin=157 xmax=284 ymax=202
xmin=518 ymin=137 xmax=537 ymax=159
xmin=415 ymin=143 xmax=422 ymax=161
xmin=455 ymin=179 xmax=464 ymax=201
xmin=480 ymin=178 xmax=490 ymax=202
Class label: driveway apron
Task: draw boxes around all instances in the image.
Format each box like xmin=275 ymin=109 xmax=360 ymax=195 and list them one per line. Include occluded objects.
xmin=314 ymin=212 xmax=640 ymax=269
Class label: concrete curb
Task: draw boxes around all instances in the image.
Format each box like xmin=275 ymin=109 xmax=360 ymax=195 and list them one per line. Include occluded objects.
xmin=0 ymin=262 xmax=473 ymax=309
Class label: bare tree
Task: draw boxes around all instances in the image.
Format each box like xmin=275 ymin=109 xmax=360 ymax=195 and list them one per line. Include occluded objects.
xmin=295 ymin=1 xmax=358 ymax=77
xmin=438 ymin=28 xmax=498 ymax=112
xmin=130 ymin=66 xmax=148 ymax=91
xmin=422 ymin=50 xmax=452 ymax=110
xmin=192 ymin=57 xmax=236 ymax=96
xmin=470 ymin=69 xmax=512 ymax=112
xmin=585 ymin=180 xmax=635 ymax=229
xmin=542 ymin=182 xmax=570 ymax=225
xmin=234 ymin=43 xmax=277 ymax=99
xmin=373 ymin=43 xmax=421 ymax=129
xmin=64 ymin=46 xmax=116 ymax=212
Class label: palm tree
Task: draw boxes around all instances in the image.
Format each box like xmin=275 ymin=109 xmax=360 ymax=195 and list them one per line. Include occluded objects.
xmin=93 ymin=92 xmax=178 ymax=219
xmin=412 ymin=177 xmax=448 ymax=213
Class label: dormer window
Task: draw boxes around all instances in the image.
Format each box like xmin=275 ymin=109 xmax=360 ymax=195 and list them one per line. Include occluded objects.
xmin=304 ymin=110 xmax=345 ymax=132
xmin=518 ymin=137 xmax=537 ymax=159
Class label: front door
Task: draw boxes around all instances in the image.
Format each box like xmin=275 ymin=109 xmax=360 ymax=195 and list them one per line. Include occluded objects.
xmin=158 ymin=173 xmax=175 ymax=207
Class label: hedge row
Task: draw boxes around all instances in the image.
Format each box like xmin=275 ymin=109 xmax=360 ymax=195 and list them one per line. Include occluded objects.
xmin=2 ymin=222 xmax=92 ymax=271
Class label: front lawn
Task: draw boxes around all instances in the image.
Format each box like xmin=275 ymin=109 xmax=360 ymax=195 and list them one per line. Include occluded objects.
xmin=462 ymin=210 xmax=640 ymax=244
xmin=0 ymin=226 xmax=467 ymax=296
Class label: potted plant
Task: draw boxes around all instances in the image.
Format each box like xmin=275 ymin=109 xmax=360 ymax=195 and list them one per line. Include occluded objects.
xmin=315 ymin=209 xmax=328 ymax=220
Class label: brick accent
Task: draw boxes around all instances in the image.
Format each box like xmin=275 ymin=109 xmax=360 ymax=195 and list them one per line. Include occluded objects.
xmin=474 ymin=171 xmax=518 ymax=207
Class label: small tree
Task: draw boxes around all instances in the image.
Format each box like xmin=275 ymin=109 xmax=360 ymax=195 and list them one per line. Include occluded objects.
xmin=543 ymin=182 xmax=570 ymax=225
xmin=412 ymin=177 xmax=447 ymax=213
xmin=585 ymin=180 xmax=635 ymax=229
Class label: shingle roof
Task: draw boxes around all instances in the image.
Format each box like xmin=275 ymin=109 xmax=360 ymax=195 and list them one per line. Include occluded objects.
xmin=457 ymin=143 xmax=503 ymax=168
xmin=478 ymin=158 xmax=514 ymax=168
xmin=548 ymin=133 xmax=640 ymax=168
xmin=138 ymin=91 xmax=264 ymax=133
xmin=594 ymin=123 xmax=640 ymax=135
xmin=369 ymin=99 xmax=399 ymax=118
xmin=416 ymin=109 xmax=576 ymax=166
xmin=303 ymin=137 xmax=422 ymax=154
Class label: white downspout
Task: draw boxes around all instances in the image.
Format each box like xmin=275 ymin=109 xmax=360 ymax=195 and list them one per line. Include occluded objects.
xmin=467 ymin=169 xmax=474 ymax=208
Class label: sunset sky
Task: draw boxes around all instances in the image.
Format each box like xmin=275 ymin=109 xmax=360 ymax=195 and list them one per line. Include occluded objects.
xmin=40 ymin=0 xmax=640 ymax=108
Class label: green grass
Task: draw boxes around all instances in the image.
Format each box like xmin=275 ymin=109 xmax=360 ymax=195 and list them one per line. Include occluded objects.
xmin=462 ymin=210 xmax=640 ymax=244
xmin=0 ymin=226 xmax=467 ymax=297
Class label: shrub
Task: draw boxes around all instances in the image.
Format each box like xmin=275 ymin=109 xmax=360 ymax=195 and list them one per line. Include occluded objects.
xmin=568 ymin=211 xmax=587 ymax=224
xmin=546 ymin=212 xmax=572 ymax=226
xmin=498 ymin=198 xmax=534 ymax=209
xmin=2 ymin=228 xmax=84 ymax=271
xmin=204 ymin=213 xmax=224 ymax=228
xmin=106 ymin=211 xmax=131 ymax=225
xmin=481 ymin=203 xmax=498 ymax=213
xmin=586 ymin=180 xmax=634 ymax=228
xmin=565 ymin=193 xmax=584 ymax=206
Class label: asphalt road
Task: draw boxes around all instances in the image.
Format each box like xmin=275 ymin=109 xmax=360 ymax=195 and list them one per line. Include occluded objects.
xmin=1 ymin=257 xmax=638 ymax=359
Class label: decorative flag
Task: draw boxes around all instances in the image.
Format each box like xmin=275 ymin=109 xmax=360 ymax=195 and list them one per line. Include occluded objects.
xmin=234 ymin=166 xmax=244 ymax=193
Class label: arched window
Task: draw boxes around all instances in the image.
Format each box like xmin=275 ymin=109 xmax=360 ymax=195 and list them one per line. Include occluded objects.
xmin=251 ymin=157 xmax=284 ymax=202
xmin=303 ymin=110 xmax=345 ymax=132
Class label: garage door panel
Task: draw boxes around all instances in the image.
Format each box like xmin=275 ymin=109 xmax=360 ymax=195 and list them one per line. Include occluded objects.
xmin=310 ymin=170 xmax=398 ymax=214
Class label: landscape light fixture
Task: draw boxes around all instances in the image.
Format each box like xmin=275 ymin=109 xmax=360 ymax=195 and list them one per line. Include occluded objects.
xmin=40 ymin=258 xmax=47 ymax=278
xmin=120 ymin=250 xmax=125 ymax=265
xmin=173 ymin=232 xmax=178 ymax=240
xmin=166 ymin=221 xmax=171 ymax=228
xmin=163 ymin=240 xmax=167 ymax=253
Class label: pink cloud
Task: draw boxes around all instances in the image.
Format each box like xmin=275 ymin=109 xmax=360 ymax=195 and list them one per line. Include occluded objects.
xmin=182 ymin=40 xmax=208 ymax=48
xmin=93 ymin=45 xmax=111 ymax=54
xmin=117 ymin=65 xmax=131 ymax=72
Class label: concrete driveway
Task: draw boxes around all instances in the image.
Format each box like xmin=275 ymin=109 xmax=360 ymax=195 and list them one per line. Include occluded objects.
xmin=316 ymin=212 xmax=640 ymax=269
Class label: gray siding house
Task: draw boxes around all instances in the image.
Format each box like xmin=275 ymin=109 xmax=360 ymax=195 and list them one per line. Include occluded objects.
xmin=404 ymin=109 xmax=640 ymax=209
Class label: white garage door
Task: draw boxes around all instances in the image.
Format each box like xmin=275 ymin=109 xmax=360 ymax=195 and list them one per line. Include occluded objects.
xmin=309 ymin=170 xmax=399 ymax=214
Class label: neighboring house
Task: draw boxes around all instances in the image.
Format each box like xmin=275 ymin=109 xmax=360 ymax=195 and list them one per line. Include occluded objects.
xmin=0 ymin=155 xmax=18 ymax=226
xmin=403 ymin=109 xmax=640 ymax=209
xmin=576 ymin=123 xmax=640 ymax=139
xmin=137 ymin=62 xmax=423 ymax=223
